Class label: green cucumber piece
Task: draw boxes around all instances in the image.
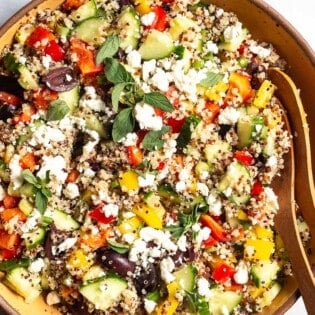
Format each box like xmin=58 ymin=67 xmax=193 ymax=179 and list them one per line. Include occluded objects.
xmin=250 ymin=260 xmax=280 ymax=288
xmin=219 ymin=28 xmax=247 ymax=52
xmin=260 ymin=282 xmax=281 ymax=308
xmin=80 ymin=276 xmax=127 ymax=311
xmin=208 ymin=290 xmax=242 ymax=315
xmin=204 ymin=140 xmax=231 ymax=166
xmin=0 ymin=258 xmax=31 ymax=272
xmin=3 ymin=267 xmax=42 ymax=303
xmin=217 ymin=161 xmax=252 ymax=205
xmin=237 ymin=115 xmax=264 ymax=148
xmin=18 ymin=183 xmax=35 ymax=198
xmin=18 ymin=198 xmax=34 ymax=216
xmin=174 ymin=263 xmax=197 ymax=292
xmin=55 ymin=24 xmax=70 ymax=37
xmin=58 ymin=86 xmax=80 ymax=113
xmin=49 ymin=209 xmax=80 ymax=231
xmin=138 ymin=30 xmax=174 ymax=60
xmin=85 ymin=114 xmax=108 ymax=138
xmin=117 ymin=6 xmax=140 ymax=50
xmin=24 ymin=227 xmax=46 ymax=249
xmin=82 ymin=265 xmax=106 ymax=283
xmin=72 ymin=17 xmax=108 ymax=46
xmin=17 ymin=65 xmax=39 ymax=90
xmin=70 ymin=0 xmax=97 ymax=23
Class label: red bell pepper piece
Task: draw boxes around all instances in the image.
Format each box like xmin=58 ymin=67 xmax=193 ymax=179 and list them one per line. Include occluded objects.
xmin=251 ymin=180 xmax=263 ymax=197
xmin=1 ymin=245 xmax=20 ymax=260
xmin=166 ymin=117 xmax=186 ymax=133
xmin=212 ymin=262 xmax=236 ymax=283
xmin=0 ymin=91 xmax=21 ymax=106
xmin=70 ymin=39 xmax=103 ymax=75
xmin=235 ymin=150 xmax=254 ymax=166
xmin=157 ymin=161 xmax=166 ymax=171
xmin=33 ymin=88 xmax=58 ymax=109
xmin=205 ymin=102 xmax=220 ymax=124
xmin=26 ymin=26 xmax=56 ymax=49
xmin=0 ymin=230 xmax=20 ymax=250
xmin=203 ymin=234 xmax=217 ymax=248
xmin=147 ymin=6 xmax=168 ymax=32
xmin=44 ymin=40 xmax=65 ymax=62
xmin=3 ymin=195 xmax=20 ymax=209
xmin=127 ymin=145 xmax=143 ymax=166
xmin=88 ymin=204 xmax=116 ymax=224
xmin=200 ymin=214 xmax=228 ymax=241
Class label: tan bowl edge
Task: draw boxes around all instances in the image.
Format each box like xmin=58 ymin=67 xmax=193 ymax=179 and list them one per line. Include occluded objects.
xmin=0 ymin=0 xmax=314 ymax=314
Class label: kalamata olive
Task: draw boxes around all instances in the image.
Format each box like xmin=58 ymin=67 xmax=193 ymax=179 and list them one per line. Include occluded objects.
xmin=246 ymin=61 xmax=259 ymax=75
xmin=42 ymin=67 xmax=78 ymax=92
xmin=250 ymin=75 xmax=262 ymax=90
xmin=172 ymin=248 xmax=196 ymax=267
xmin=97 ymin=249 xmax=135 ymax=276
xmin=71 ymin=130 xmax=85 ymax=159
xmin=134 ymin=263 xmax=159 ymax=294
xmin=0 ymin=75 xmax=24 ymax=98
xmin=118 ymin=0 xmax=131 ymax=6
xmin=117 ymin=48 xmax=126 ymax=61
xmin=0 ymin=104 xmax=20 ymax=121
xmin=44 ymin=231 xmax=54 ymax=260
xmin=218 ymin=124 xmax=232 ymax=138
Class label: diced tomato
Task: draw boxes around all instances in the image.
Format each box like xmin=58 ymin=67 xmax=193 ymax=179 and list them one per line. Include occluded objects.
xmin=235 ymin=150 xmax=254 ymax=166
xmin=147 ymin=6 xmax=168 ymax=32
xmin=26 ymin=26 xmax=56 ymax=49
xmin=0 ymin=91 xmax=21 ymax=106
xmin=70 ymin=39 xmax=103 ymax=75
xmin=0 ymin=208 xmax=27 ymax=222
xmin=200 ymin=214 xmax=228 ymax=241
xmin=237 ymin=44 xmax=247 ymax=55
xmin=203 ymin=234 xmax=217 ymax=248
xmin=44 ymin=40 xmax=65 ymax=61
xmin=161 ymin=0 xmax=174 ymax=3
xmin=212 ymin=262 xmax=236 ymax=283
xmin=228 ymin=72 xmax=253 ymax=103
xmin=127 ymin=145 xmax=143 ymax=166
xmin=251 ymin=180 xmax=264 ymax=197
xmin=205 ymin=102 xmax=220 ymax=124
xmin=166 ymin=117 xmax=186 ymax=133
xmin=63 ymin=0 xmax=86 ymax=10
xmin=19 ymin=152 xmax=37 ymax=171
xmin=157 ymin=161 xmax=166 ymax=171
xmin=3 ymin=195 xmax=20 ymax=209
xmin=33 ymin=88 xmax=58 ymax=109
xmin=88 ymin=204 xmax=116 ymax=224
xmin=0 ymin=230 xmax=20 ymax=250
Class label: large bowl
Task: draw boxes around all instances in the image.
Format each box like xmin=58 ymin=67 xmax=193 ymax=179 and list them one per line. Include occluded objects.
xmin=0 ymin=0 xmax=314 ymax=314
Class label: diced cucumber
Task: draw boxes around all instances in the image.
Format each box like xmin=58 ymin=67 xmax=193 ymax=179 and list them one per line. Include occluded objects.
xmin=3 ymin=267 xmax=42 ymax=303
xmin=219 ymin=28 xmax=247 ymax=52
xmin=82 ymin=265 xmax=106 ymax=283
xmin=117 ymin=7 xmax=140 ymax=50
xmin=174 ymin=263 xmax=197 ymax=292
xmin=169 ymin=15 xmax=195 ymax=40
xmin=18 ymin=198 xmax=34 ymax=216
xmin=259 ymin=282 xmax=281 ymax=308
xmin=17 ymin=65 xmax=39 ymax=90
xmin=49 ymin=209 xmax=80 ymax=231
xmin=138 ymin=30 xmax=174 ymax=60
xmin=237 ymin=115 xmax=264 ymax=148
xmin=15 ymin=24 xmax=34 ymax=45
xmin=19 ymin=183 xmax=35 ymax=198
xmin=204 ymin=140 xmax=231 ymax=166
xmin=70 ymin=0 xmax=97 ymax=23
xmin=263 ymin=129 xmax=276 ymax=156
xmin=58 ymin=86 xmax=80 ymax=114
xmin=208 ymin=290 xmax=242 ymax=315
xmin=55 ymin=24 xmax=70 ymax=37
xmin=24 ymin=227 xmax=46 ymax=249
xmin=85 ymin=114 xmax=108 ymax=138
xmin=72 ymin=17 xmax=108 ymax=46
xmin=217 ymin=161 xmax=252 ymax=205
xmin=80 ymin=276 xmax=127 ymax=311
xmin=250 ymin=260 xmax=280 ymax=288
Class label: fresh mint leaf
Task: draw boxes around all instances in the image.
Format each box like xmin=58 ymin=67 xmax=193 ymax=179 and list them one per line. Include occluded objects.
xmin=96 ymin=35 xmax=121 ymax=65
xmin=104 ymin=57 xmax=134 ymax=84
xmin=143 ymin=92 xmax=174 ymax=113
xmin=112 ymin=108 xmax=135 ymax=142
xmin=186 ymin=292 xmax=210 ymax=315
xmin=173 ymin=45 xmax=185 ymax=60
xmin=111 ymin=82 xmax=130 ymax=112
xmin=35 ymin=190 xmax=48 ymax=214
xmin=47 ymin=100 xmax=70 ymax=121
xmin=142 ymin=126 xmax=170 ymax=151
xmin=22 ymin=169 xmax=40 ymax=188
xmin=199 ymin=71 xmax=224 ymax=87
xmin=41 ymin=186 xmax=52 ymax=198
xmin=107 ymin=239 xmax=129 ymax=254
xmin=177 ymin=115 xmax=201 ymax=149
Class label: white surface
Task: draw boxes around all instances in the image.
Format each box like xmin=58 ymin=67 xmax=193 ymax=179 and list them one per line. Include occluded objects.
xmin=0 ymin=1 xmax=314 ymax=314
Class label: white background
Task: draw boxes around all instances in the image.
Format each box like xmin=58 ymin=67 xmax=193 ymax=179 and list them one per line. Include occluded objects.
xmin=0 ymin=1 xmax=314 ymax=314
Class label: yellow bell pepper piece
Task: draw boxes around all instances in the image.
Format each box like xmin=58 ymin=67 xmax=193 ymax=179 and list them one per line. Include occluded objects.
xmin=154 ymin=282 xmax=179 ymax=315
xmin=237 ymin=209 xmax=248 ymax=221
xmin=67 ymin=249 xmax=92 ymax=272
xmin=119 ymin=170 xmax=139 ymax=193
xmin=132 ymin=0 xmax=151 ymax=15
xmin=204 ymin=81 xmax=229 ymax=102
xmin=133 ymin=203 xmax=164 ymax=229
xmin=253 ymin=225 xmax=274 ymax=240
xmin=244 ymin=239 xmax=275 ymax=261
xmin=253 ymin=80 xmax=276 ymax=108
xmin=118 ymin=216 xmax=142 ymax=234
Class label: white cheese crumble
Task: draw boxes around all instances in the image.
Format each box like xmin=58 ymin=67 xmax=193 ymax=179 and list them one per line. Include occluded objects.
xmin=233 ymin=261 xmax=249 ymax=284
xmin=28 ymin=258 xmax=45 ymax=273
xmin=144 ymin=298 xmax=157 ymax=314
xmin=138 ymin=173 xmax=156 ymax=188
xmin=29 ymin=125 xmax=65 ymax=148
xmin=249 ymin=44 xmax=271 ymax=58
xmin=197 ymin=182 xmax=209 ymax=196
xmin=142 ymin=59 xmax=156 ymax=81
xmin=119 ymin=132 xmax=138 ymax=146
xmin=163 ymin=139 xmax=177 ymax=159
xmin=80 ymin=86 xmax=106 ymax=112
xmin=264 ymin=187 xmax=279 ymax=210
xmin=177 ymin=234 xmax=188 ymax=252
xmin=0 ymin=184 xmax=5 ymax=201
xmin=197 ymin=277 xmax=212 ymax=298
xmin=160 ymin=257 xmax=175 ymax=283
xmin=141 ymin=12 xmax=156 ymax=26
xmin=21 ymin=210 xmax=42 ymax=233
xmin=135 ymin=102 xmax=163 ymax=131
xmin=64 ymin=183 xmax=80 ymax=199
xmin=223 ymin=22 xmax=243 ymax=42
xmin=41 ymin=55 xmax=52 ymax=69
xmin=150 ymin=68 xmax=170 ymax=92
xmin=206 ymin=41 xmax=219 ymax=54
xmin=37 ymin=155 xmax=68 ymax=183
xmin=102 ymin=203 xmax=119 ymax=217
xmin=218 ymin=107 xmax=240 ymax=125
xmin=207 ymin=194 xmax=223 ymax=216
xmin=53 ymin=237 xmax=77 ymax=255
xmin=127 ymin=50 xmax=142 ymax=68
xmin=9 ymin=154 xmax=23 ymax=190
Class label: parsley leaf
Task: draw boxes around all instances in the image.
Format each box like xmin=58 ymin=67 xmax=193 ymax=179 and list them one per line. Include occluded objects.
xmin=143 ymin=92 xmax=174 ymax=113
xmin=47 ymin=100 xmax=70 ymax=121
xmin=112 ymin=107 xmax=135 ymax=141
xmin=142 ymin=126 xmax=170 ymax=151
xmin=104 ymin=57 xmax=134 ymax=84
xmin=96 ymin=35 xmax=121 ymax=65
xmin=199 ymin=71 xmax=224 ymax=87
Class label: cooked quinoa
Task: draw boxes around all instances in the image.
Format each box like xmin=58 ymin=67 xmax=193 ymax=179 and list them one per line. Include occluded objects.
xmin=0 ymin=0 xmax=301 ymax=314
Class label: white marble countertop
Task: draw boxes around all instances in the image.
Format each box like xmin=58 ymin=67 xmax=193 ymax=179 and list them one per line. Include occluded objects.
xmin=0 ymin=1 xmax=314 ymax=314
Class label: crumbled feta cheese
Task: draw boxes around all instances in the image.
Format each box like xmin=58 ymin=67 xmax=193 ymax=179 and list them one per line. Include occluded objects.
xmin=207 ymin=194 xmax=222 ymax=216
xmin=64 ymin=183 xmax=80 ymax=199
xmin=223 ymin=22 xmax=243 ymax=42
xmin=178 ymin=169 xmax=190 ymax=181
xmin=122 ymin=233 xmax=136 ymax=244
xmin=266 ymin=155 xmax=277 ymax=168
xmin=0 ymin=185 xmax=5 ymax=201
xmin=29 ymin=125 xmax=65 ymax=148
xmin=37 ymin=155 xmax=68 ymax=183
xmin=141 ymin=12 xmax=156 ymax=26
xmin=41 ymin=55 xmax=52 ymax=69
xmin=29 ymin=258 xmax=45 ymax=273
xmin=192 ymin=223 xmax=201 ymax=232
xmin=144 ymin=298 xmax=157 ymax=314
xmin=233 ymin=261 xmax=249 ymax=284
xmin=142 ymin=60 xmax=156 ymax=81
xmin=175 ymin=181 xmax=186 ymax=192
xmin=177 ymin=235 xmax=187 ymax=252
xmin=249 ymin=44 xmax=271 ymax=58
xmin=84 ymin=168 xmax=95 ymax=178
xmin=80 ymin=86 xmax=106 ymax=112
xmin=160 ymin=257 xmax=175 ymax=283
xmin=127 ymin=50 xmax=142 ymax=68
xmin=119 ymin=132 xmax=138 ymax=146
xmin=102 ymin=203 xmax=119 ymax=217
xmin=135 ymin=102 xmax=163 ymax=131
xmin=9 ymin=154 xmax=23 ymax=190
xmin=21 ymin=210 xmax=42 ymax=233
xmin=218 ymin=107 xmax=240 ymax=125
xmin=53 ymin=237 xmax=77 ymax=255
xmin=197 ymin=182 xmax=209 ymax=196
xmin=151 ymin=68 xmax=170 ymax=92
xmin=264 ymin=187 xmax=279 ymax=210
xmin=163 ymin=139 xmax=177 ymax=159
xmin=206 ymin=41 xmax=219 ymax=54
xmin=46 ymin=291 xmax=61 ymax=306
xmin=129 ymin=239 xmax=147 ymax=262
xmin=138 ymin=173 xmax=156 ymax=188
xmin=197 ymin=278 xmax=212 ymax=298
xmin=196 ymin=226 xmax=211 ymax=245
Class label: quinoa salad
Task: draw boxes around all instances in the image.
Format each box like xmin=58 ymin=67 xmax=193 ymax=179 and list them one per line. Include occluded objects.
xmin=0 ymin=0 xmax=302 ymax=314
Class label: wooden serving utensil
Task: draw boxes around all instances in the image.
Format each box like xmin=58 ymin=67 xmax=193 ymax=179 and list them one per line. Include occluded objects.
xmin=269 ymin=68 xmax=315 ymax=315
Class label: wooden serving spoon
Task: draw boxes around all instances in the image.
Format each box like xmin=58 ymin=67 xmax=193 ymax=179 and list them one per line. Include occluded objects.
xmin=269 ymin=68 xmax=315 ymax=315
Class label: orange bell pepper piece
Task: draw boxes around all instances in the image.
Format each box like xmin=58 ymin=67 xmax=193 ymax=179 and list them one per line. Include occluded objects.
xmin=0 ymin=230 xmax=20 ymax=250
xmin=200 ymin=214 xmax=228 ymax=241
xmin=0 ymin=208 xmax=27 ymax=222
xmin=19 ymin=152 xmax=37 ymax=172
xmin=228 ymin=72 xmax=253 ymax=103
xmin=127 ymin=145 xmax=143 ymax=166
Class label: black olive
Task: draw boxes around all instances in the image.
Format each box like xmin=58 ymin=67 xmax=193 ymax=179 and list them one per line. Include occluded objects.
xmin=0 ymin=75 xmax=24 ymax=98
xmin=246 ymin=61 xmax=259 ymax=75
xmin=97 ymin=249 xmax=135 ymax=277
xmin=0 ymin=103 xmax=20 ymax=121
xmin=218 ymin=124 xmax=232 ymax=138
xmin=250 ymin=75 xmax=262 ymax=90
xmin=42 ymin=67 xmax=78 ymax=92
xmin=134 ymin=263 xmax=159 ymax=294
xmin=71 ymin=130 xmax=85 ymax=160
xmin=118 ymin=0 xmax=131 ymax=7
xmin=44 ymin=231 xmax=54 ymax=260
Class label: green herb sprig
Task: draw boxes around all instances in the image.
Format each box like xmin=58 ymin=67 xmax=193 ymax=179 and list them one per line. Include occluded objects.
xmin=199 ymin=71 xmax=224 ymax=87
